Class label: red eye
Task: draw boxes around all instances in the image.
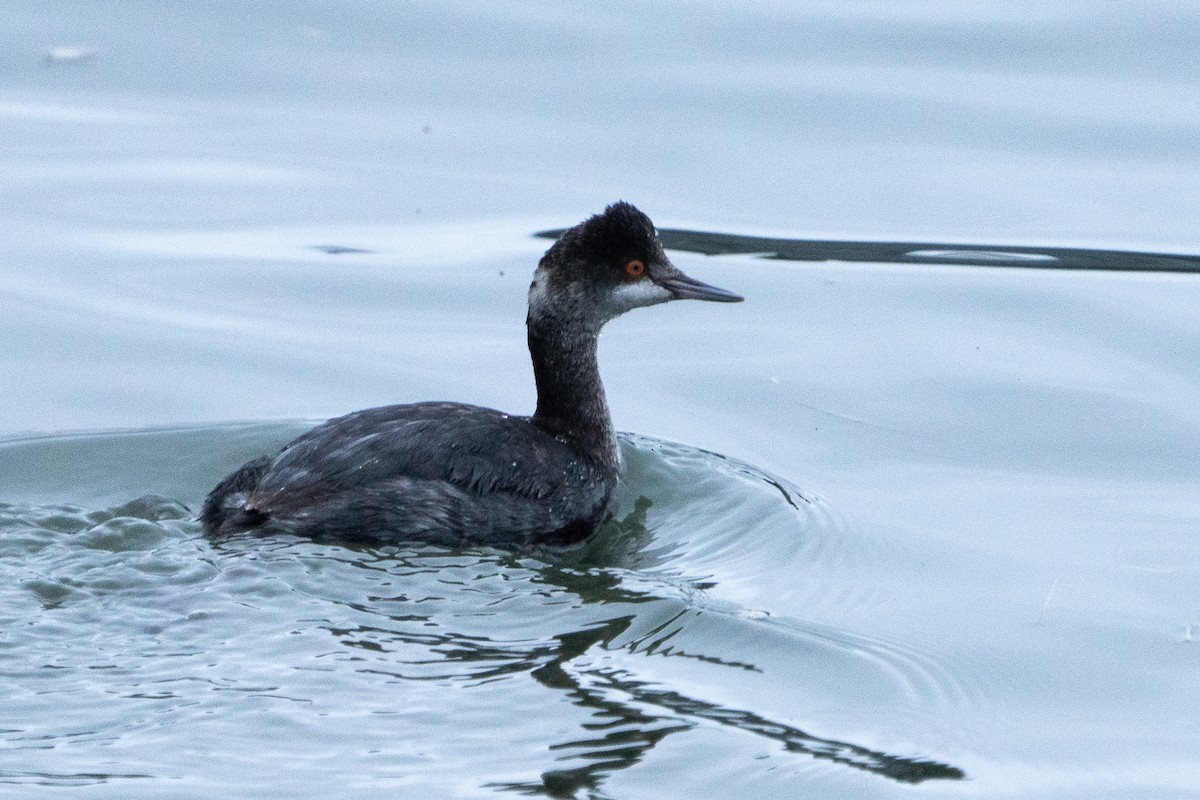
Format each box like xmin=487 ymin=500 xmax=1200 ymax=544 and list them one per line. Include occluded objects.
xmin=625 ymin=259 xmax=646 ymax=278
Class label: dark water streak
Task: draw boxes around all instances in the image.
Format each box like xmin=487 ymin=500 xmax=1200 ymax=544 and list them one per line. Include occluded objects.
xmin=538 ymin=228 xmax=1200 ymax=273
xmin=493 ymin=613 xmax=963 ymax=799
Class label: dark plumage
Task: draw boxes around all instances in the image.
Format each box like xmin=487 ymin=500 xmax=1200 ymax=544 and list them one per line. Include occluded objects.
xmin=201 ymin=202 xmax=742 ymax=547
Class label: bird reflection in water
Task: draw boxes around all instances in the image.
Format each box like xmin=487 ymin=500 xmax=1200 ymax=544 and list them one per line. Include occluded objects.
xmin=301 ymin=501 xmax=965 ymax=797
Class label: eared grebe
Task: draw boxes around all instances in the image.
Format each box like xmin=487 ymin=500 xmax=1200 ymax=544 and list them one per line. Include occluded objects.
xmin=201 ymin=202 xmax=742 ymax=546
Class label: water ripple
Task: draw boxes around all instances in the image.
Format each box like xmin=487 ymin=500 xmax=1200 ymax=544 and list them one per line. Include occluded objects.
xmin=0 ymin=424 xmax=970 ymax=795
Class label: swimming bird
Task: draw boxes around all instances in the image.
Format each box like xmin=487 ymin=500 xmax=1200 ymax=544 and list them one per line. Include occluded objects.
xmin=201 ymin=202 xmax=742 ymax=546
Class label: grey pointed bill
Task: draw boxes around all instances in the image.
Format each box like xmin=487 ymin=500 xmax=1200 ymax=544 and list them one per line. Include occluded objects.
xmin=658 ymin=270 xmax=744 ymax=303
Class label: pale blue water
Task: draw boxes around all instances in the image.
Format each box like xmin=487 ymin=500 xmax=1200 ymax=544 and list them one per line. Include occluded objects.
xmin=2 ymin=2 xmax=1199 ymax=798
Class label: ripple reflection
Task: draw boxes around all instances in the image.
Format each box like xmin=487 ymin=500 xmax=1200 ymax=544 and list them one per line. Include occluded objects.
xmin=0 ymin=424 xmax=969 ymax=794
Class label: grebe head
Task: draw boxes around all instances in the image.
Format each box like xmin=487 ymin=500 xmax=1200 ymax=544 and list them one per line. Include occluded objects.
xmin=529 ymin=202 xmax=742 ymax=330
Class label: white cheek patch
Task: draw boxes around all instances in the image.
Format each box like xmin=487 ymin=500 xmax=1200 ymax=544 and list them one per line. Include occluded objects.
xmin=609 ymin=279 xmax=672 ymax=313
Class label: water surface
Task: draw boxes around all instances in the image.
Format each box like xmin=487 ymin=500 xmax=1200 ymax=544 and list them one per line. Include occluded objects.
xmin=2 ymin=2 xmax=1199 ymax=798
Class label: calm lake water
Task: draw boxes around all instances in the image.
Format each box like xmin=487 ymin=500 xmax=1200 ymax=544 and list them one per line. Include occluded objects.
xmin=2 ymin=2 xmax=1199 ymax=798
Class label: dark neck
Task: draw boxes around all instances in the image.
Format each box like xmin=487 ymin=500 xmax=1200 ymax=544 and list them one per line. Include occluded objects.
xmin=527 ymin=312 xmax=618 ymax=469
